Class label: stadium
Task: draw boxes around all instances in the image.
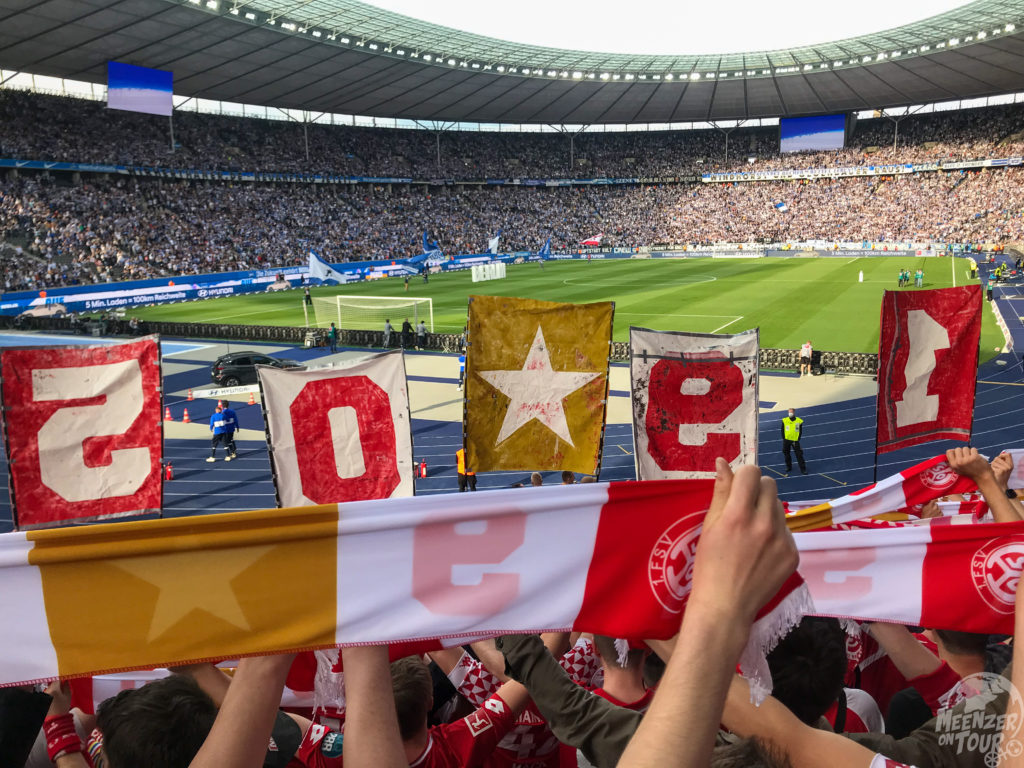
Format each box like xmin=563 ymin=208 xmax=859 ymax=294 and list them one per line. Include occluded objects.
xmin=3 ymin=0 xmax=1024 ymax=765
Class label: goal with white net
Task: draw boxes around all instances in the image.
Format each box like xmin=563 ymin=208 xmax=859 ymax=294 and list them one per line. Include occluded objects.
xmin=308 ymin=295 xmax=434 ymax=332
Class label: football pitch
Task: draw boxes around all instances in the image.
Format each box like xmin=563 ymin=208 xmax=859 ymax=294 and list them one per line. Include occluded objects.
xmin=133 ymin=256 xmax=1003 ymax=358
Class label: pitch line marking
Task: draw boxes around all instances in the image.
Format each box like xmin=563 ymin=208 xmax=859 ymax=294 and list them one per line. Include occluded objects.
xmin=711 ymin=316 xmax=744 ymax=333
xmin=617 ymin=312 xmax=739 ymax=319
xmin=817 ymin=472 xmax=848 ymax=486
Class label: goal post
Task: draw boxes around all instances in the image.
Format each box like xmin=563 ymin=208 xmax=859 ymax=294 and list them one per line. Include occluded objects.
xmin=310 ymin=295 xmax=434 ymax=332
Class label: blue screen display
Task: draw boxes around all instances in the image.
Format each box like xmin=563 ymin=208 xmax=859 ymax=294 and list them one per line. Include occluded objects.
xmin=107 ymin=62 xmax=173 ymax=117
xmin=779 ymin=114 xmax=846 ymax=153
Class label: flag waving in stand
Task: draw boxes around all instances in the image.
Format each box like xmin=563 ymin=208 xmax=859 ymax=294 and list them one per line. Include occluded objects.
xmin=876 ymin=285 xmax=982 ymax=454
xmin=464 ymin=295 xmax=614 ymax=473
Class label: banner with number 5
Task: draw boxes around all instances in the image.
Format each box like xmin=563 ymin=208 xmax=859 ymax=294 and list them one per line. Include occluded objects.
xmin=259 ymin=350 xmax=414 ymax=506
xmin=876 ymin=285 xmax=982 ymax=455
xmin=0 ymin=336 xmax=163 ymax=529
xmin=630 ymin=327 xmax=759 ymax=480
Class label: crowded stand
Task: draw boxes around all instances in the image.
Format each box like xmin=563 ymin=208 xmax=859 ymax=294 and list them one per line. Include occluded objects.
xmin=1 ymin=166 xmax=1023 ymax=286
xmin=1 ymin=90 xmax=1024 ymax=180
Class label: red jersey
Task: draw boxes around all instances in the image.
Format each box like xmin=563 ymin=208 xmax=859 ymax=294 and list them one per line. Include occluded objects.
xmin=447 ymin=639 xmax=600 ymax=768
xmin=296 ymin=692 xmax=517 ymax=768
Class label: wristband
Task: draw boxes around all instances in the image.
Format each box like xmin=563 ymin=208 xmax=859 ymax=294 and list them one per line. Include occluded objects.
xmin=44 ymin=712 xmax=82 ymax=762
xmin=1007 ymin=488 xmax=1018 ymax=499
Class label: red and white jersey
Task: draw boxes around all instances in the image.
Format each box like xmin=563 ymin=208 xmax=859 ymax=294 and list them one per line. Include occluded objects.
xmin=296 ymin=692 xmax=517 ymax=768
xmin=824 ymin=688 xmax=884 ymax=734
xmin=800 ymin=343 xmax=813 ymax=357
xmin=447 ymin=639 xmax=600 ymax=768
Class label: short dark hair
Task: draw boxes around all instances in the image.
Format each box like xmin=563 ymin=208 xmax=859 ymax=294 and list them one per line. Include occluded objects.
xmin=96 ymin=675 xmax=217 ymax=768
xmin=391 ymin=656 xmax=433 ymax=741
xmin=593 ymin=635 xmax=645 ymax=670
xmin=767 ymin=617 xmax=846 ymax=725
xmin=561 ymin=471 xmax=575 ymax=484
xmin=934 ymin=630 xmax=988 ymax=658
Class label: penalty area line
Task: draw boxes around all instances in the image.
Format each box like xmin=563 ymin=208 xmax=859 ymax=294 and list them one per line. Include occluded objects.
xmin=710 ymin=316 xmax=744 ymax=333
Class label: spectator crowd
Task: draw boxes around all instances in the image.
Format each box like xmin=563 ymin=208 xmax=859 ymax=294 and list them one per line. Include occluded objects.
xmin=0 ymin=91 xmax=1022 ymax=291
xmin=11 ymin=447 xmax=1024 ymax=768
xmin=2 ymin=90 xmax=1023 ymax=179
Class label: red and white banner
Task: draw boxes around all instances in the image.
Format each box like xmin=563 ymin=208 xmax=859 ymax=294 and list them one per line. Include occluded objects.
xmin=630 ymin=327 xmax=759 ymax=479
xmin=876 ymin=285 xmax=981 ymax=454
xmin=580 ymin=233 xmax=604 ymax=246
xmin=0 ymin=336 xmax=163 ymax=529
xmin=787 ymin=453 xmax=981 ymax=531
xmin=799 ymin=520 xmax=1024 ymax=636
xmin=259 ymin=351 xmax=414 ymax=506
xmin=6 ymin=477 xmax=1024 ymax=687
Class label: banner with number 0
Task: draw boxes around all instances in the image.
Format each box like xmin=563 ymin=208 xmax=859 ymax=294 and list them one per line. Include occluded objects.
xmin=876 ymin=285 xmax=982 ymax=455
xmin=0 ymin=336 xmax=164 ymax=529
xmin=630 ymin=327 xmax=759 ymax=480
xmin=259 ymin=351 xmax=414 ymax=506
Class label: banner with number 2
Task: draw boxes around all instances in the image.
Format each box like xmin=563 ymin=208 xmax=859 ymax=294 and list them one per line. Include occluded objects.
xmin=0 ymin=336 xmax=164 ymax=529
xmin=876 ymin=285 xmax=982 ymax=454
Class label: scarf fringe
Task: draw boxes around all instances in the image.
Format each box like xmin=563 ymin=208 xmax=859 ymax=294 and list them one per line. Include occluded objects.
xmin=739 ymin=582 xmax=815 ymax=705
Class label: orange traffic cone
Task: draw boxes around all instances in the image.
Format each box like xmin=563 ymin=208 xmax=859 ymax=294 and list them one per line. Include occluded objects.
xmin=182 ymin=408 xmax=191 ymax=424
xmin=248 ymin=391 xmax=256 ymax=406
xmin=187 ymin=388 xmax=193 ymax=401
xmin=164 ymin=407 xmax=173 ymax=421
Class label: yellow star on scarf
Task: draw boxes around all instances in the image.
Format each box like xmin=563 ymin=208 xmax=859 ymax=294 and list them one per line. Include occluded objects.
xmin=115 ymin=547 xmax=272 ymax=642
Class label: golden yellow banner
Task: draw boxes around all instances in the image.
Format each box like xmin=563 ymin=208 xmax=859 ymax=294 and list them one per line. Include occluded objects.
xmin=28 ymin=507 xmax=339 ymax=676
xmin=464 ymin=295 xmax=614 ymax=473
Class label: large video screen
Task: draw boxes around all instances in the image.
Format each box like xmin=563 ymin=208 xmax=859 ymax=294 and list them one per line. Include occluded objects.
xmin=779 ymin=114 xmax=846 ymax=153
xmin=107 ymin=62 xmax=173 ymax=117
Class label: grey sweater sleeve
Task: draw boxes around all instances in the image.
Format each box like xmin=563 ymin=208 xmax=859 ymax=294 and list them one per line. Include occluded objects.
xmin=495 ymin=634 xmax=642 ymax=768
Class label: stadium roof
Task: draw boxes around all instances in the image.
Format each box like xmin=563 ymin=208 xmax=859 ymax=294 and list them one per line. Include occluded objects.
xmin=2 ymin=0 xmax=1024 ymax=124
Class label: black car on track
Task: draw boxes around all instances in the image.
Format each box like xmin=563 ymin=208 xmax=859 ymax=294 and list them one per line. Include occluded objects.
xmin=210 ymin=351 xmax=302 ymax=386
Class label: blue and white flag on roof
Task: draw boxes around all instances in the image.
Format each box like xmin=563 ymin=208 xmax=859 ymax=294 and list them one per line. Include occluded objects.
xmin=107 ymin=62 xmax=173 ymax=117
xmin=308 ymin=250 xmax=346 ymax=284
xmin=488 ymin=229 xmax=502 ymax=255
xmin=774 ymin=201 xmax=789 ymax=213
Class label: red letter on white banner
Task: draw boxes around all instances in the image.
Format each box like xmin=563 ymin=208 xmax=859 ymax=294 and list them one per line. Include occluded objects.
xmin=631 ymin=328 xmax=759 ymax=480
xmin=289 ymin=376 xmax=400 ymax=503
xmin=645 ymin=359 xmax=744 ymax=473
xmin=259 ymin=351 xmax=414 ymax=506
xmin=876 ymin=285 xmax=981 ymax=454
xmin=0 ymin=337 xmax=163 ymax=528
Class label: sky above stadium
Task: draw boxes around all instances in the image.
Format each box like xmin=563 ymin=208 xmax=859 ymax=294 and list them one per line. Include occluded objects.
xmin=362 ymin=0 xmax=972 ymax=55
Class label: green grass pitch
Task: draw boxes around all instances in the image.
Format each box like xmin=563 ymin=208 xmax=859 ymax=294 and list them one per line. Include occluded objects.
xmin=133 ymin=256 xmax=1003 ymax=360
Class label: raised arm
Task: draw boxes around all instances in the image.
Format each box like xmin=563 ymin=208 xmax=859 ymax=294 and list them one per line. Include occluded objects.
xmin=946 ymin=447 xmax=1022 ymax=523
xmin=189 ymin=654 xmax=295 ymax=768
xmin=341 ymin=646 xmax=407 ymax=768
xmin=616 ymin=459 xmax=799 ymax=768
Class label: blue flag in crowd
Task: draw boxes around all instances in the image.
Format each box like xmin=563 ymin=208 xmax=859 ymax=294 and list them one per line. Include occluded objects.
xmin=488 ymin=229 xmax=502 ymax=254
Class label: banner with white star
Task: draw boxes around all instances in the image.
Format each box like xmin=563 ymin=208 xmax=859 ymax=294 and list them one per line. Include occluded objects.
xmin=464 ymin=295 xmax=614 ymax=473
xmin=630 ymin=327 xmax=759 ymax=480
